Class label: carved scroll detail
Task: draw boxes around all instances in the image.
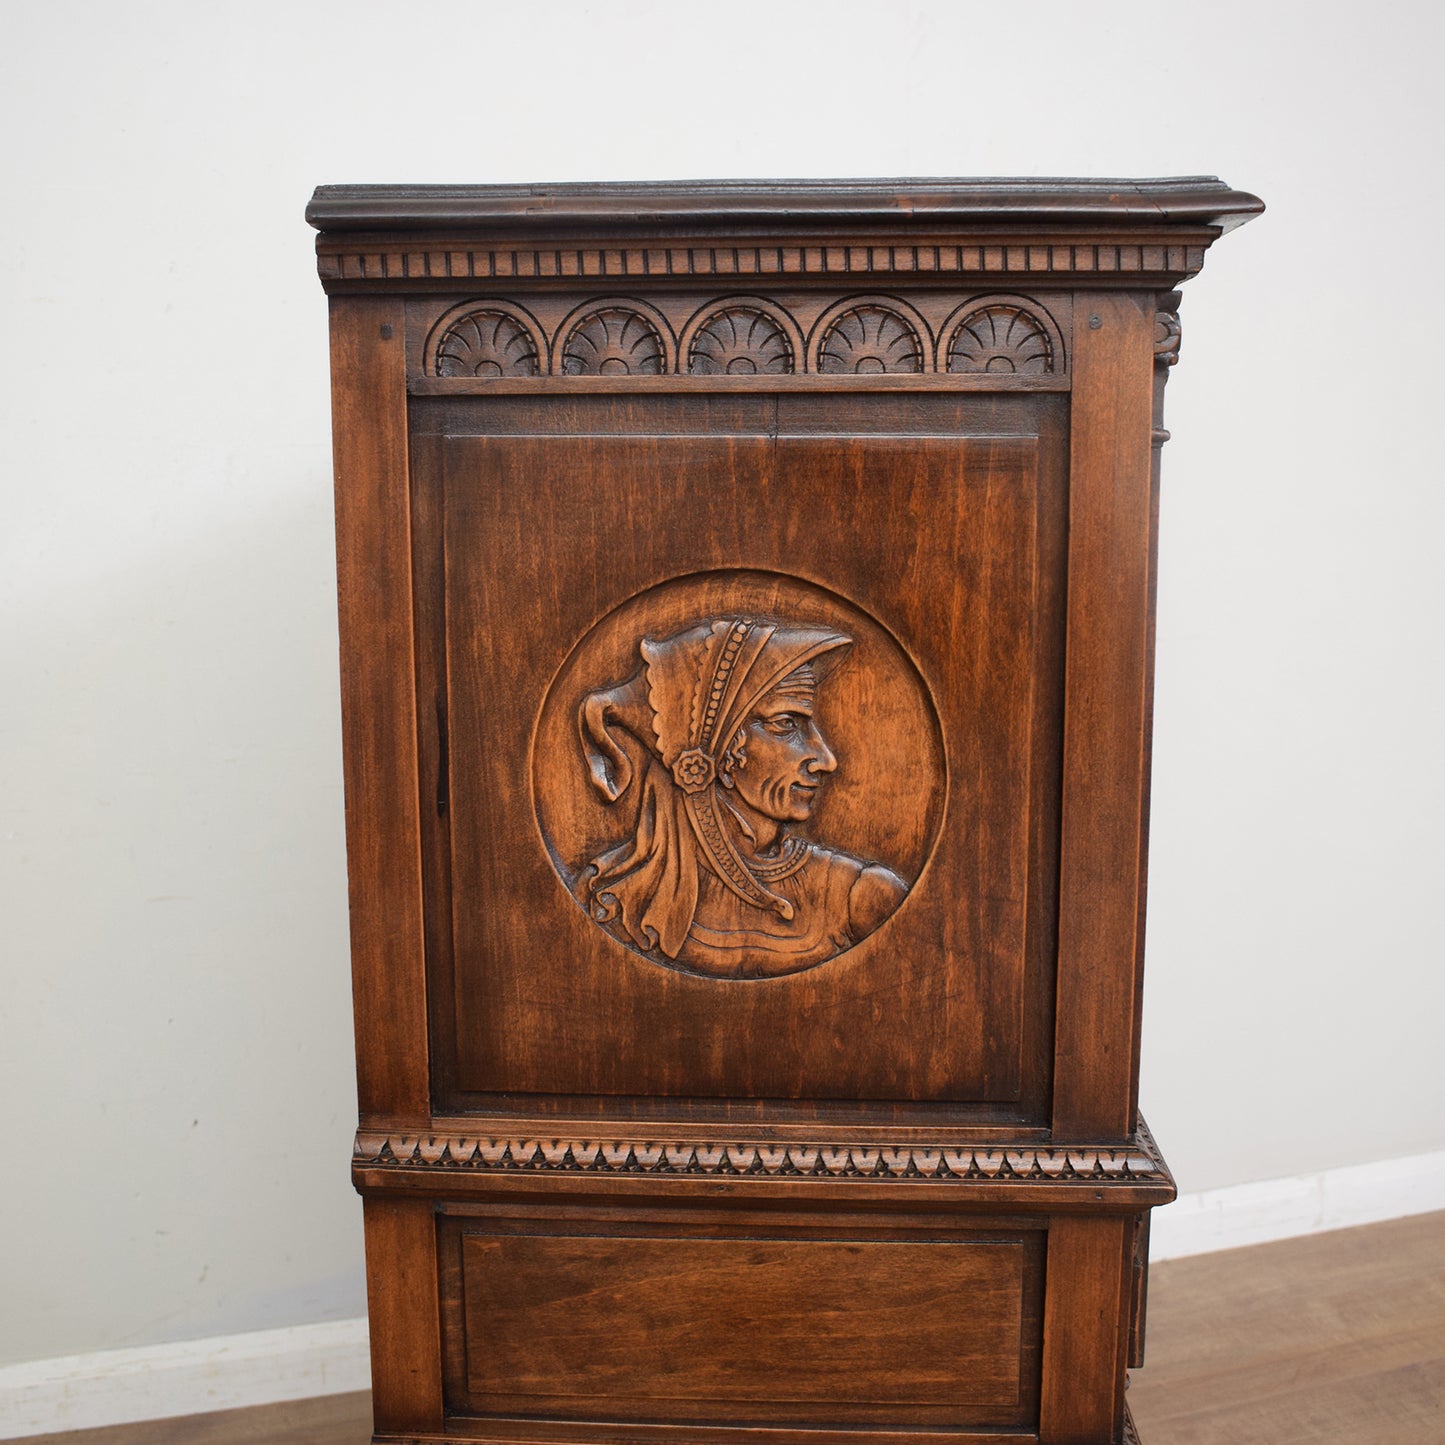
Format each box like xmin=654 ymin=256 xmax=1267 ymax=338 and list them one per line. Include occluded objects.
xmin=814 ymin=301 xmax=926 ymax=374
xmin=1155 ymin=307 xmax=1182 ymax=366
xmin=558 ymin=303 xmax=669 ymax=375
xmin=355 ymin=1132 xmax=1168 ymax=1181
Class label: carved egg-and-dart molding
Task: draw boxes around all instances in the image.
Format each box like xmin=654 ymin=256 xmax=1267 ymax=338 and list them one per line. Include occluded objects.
xmin=433 ymin=307 xmax=542 ymax=377
xmin=946 ymin=303 xmax=1054 ymax=375
xmin=559 ymin=305 xmax=668 ymax=375
xmin=815 ymin=303 xmax=926 ymax=375
xmin=687 ymin=305 xmax=795 ymax=375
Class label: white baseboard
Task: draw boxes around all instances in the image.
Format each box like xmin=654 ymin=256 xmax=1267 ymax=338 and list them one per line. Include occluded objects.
xmin=0 ymin=1317 xmax=370 ymax=1440
xmin=4 ymin=1149 xmax=1443 ymax=1438
xmin=1149 ymin=1146 xmax=1445 ymax=1260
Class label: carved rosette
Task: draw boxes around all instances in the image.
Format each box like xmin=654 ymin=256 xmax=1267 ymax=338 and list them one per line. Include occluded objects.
xmin=434 ymin=308 xmax=541 ymax=377
xmin=1155 ymin=307 xmax=1182 ymax=366
xmin=815 ymin=303 xmax=925 ymax=374
xmin=686 ymin=304 xmax=795 ymax=375
xmin=559 ymin=305 xmax=668 ymax=375
xmin=946 ymin=304 xmax=1054 ymax=374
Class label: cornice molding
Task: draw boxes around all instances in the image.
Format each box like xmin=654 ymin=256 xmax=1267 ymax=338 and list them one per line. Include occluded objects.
xmin=307 ymin=176 xmax=1263 ymax=234
xmin=310 ymin=177 xmax=1260 ymax=293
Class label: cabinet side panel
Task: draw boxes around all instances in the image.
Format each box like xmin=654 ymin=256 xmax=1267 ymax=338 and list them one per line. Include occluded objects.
xmin=433 ymin=413 xmax=1062 ymax=1109
xmin=1053 ymin=292 xmax=1155 ymax=1140
xmin=329 ymin=296 xmax=429 ymax=1120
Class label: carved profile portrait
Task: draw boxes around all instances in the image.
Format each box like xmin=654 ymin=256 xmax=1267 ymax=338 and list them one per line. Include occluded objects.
xmin=576 ymin=616 xmax=910 ymax=978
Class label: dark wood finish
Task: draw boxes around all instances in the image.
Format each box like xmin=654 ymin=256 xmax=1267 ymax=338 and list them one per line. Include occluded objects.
xmin=306 ymin=177 xmax=1264 ymax=234
xmin=328 ymin=297 xmax=430 ymax=1126
xmin=311 ymin=177 xmax=1259 ymax=1444
xmin=361 ymin=1199 xmax=442 ymax=1434
xmin=456 ymin=1231 xmax=1034 ymax=1422
xmin=432 ymin=416 xmax=1061 ymax=1107
xmin=1040 ymin=1216 xmax=1132 ymax=1442
xmin=1052 ymin=293 xmax=1157 ymax=1140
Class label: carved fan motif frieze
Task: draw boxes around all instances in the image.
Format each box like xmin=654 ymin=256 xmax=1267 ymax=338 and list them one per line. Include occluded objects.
xmin=433 ymin=308 xmax=542 ymax=377
xmin=815 ymin=303 xmax=925 ymax=374
xmin=420 ymin=291 xmax=1073 ymax=380
xmin=686 ymin=304 xmax=794 ymax=375
xmin=945 ymin=303 xmax=1054 ymax=374
xmin=559 ymin=305 xmax=668 ymax=375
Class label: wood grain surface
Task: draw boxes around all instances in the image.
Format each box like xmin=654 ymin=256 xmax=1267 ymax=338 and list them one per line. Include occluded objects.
xmin=458 ymin=1233 xmax=1030 ymax=1422
xmin=431 ymin=406 xmax=1064 ymax=1108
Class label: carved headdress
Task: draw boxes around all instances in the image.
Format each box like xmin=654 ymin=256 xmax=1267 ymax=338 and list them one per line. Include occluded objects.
xmin=579 ymin=617 xmax=851 ymax=958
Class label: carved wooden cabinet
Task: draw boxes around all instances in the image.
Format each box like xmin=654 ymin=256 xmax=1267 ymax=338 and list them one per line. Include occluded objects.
xmin=309 ymin=178 xmax=1260 ymax=1445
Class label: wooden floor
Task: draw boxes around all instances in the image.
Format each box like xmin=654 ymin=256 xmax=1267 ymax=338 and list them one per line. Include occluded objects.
xmin=18 ymin=1211 xmax=1444 ymax=1444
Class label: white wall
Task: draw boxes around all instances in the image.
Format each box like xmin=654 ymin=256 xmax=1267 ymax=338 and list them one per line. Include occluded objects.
xmin=2 ymin=0 xmax=1441 ymax=1369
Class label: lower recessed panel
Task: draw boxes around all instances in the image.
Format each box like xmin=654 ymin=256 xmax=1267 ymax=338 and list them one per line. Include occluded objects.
xmin=445 ymin=1221 xmax=1042 ymax=1429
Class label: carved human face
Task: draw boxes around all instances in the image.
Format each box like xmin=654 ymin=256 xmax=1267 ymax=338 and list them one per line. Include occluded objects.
xmin=723 ymin=673 xmax=838 ymax=824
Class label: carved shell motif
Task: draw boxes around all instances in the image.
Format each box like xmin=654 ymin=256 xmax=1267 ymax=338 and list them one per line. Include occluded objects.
xmin=817 ymin=305 xmax=923 ymax=374
xmin=434 ymin=310 xmax=540 ymax=377
xmin=688 ymin=307 xmax=794 ymax=375
xmin=946 ymin=305 xmax=1053 ymax=374
xmin=561 ymin=308 xmax=666 ymax=375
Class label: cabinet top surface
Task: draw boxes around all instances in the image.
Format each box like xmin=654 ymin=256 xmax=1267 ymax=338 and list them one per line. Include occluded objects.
xmin=306 ymin=175 xmax=1263 ymax=235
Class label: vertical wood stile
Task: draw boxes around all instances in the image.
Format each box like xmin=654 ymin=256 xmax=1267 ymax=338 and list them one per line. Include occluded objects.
xmin=363 ymin=1197 xmax=443 ymax=1433
xmin=1053 ymin=291 xmax=1157 ymax=1141
xmin=328 ymin=295 xmax=430 ymax=1122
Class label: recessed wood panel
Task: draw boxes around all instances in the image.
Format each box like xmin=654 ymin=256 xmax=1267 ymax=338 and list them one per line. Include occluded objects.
xmin=457 ymin=1230 xmax=1033 ymax=1425
xmin=429 ymin=399 xmax=1065 ymax=1111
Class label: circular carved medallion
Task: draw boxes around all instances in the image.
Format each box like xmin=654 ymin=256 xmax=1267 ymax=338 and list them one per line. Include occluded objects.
xmin=534 ymin=572 xmax=944 ymax=979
